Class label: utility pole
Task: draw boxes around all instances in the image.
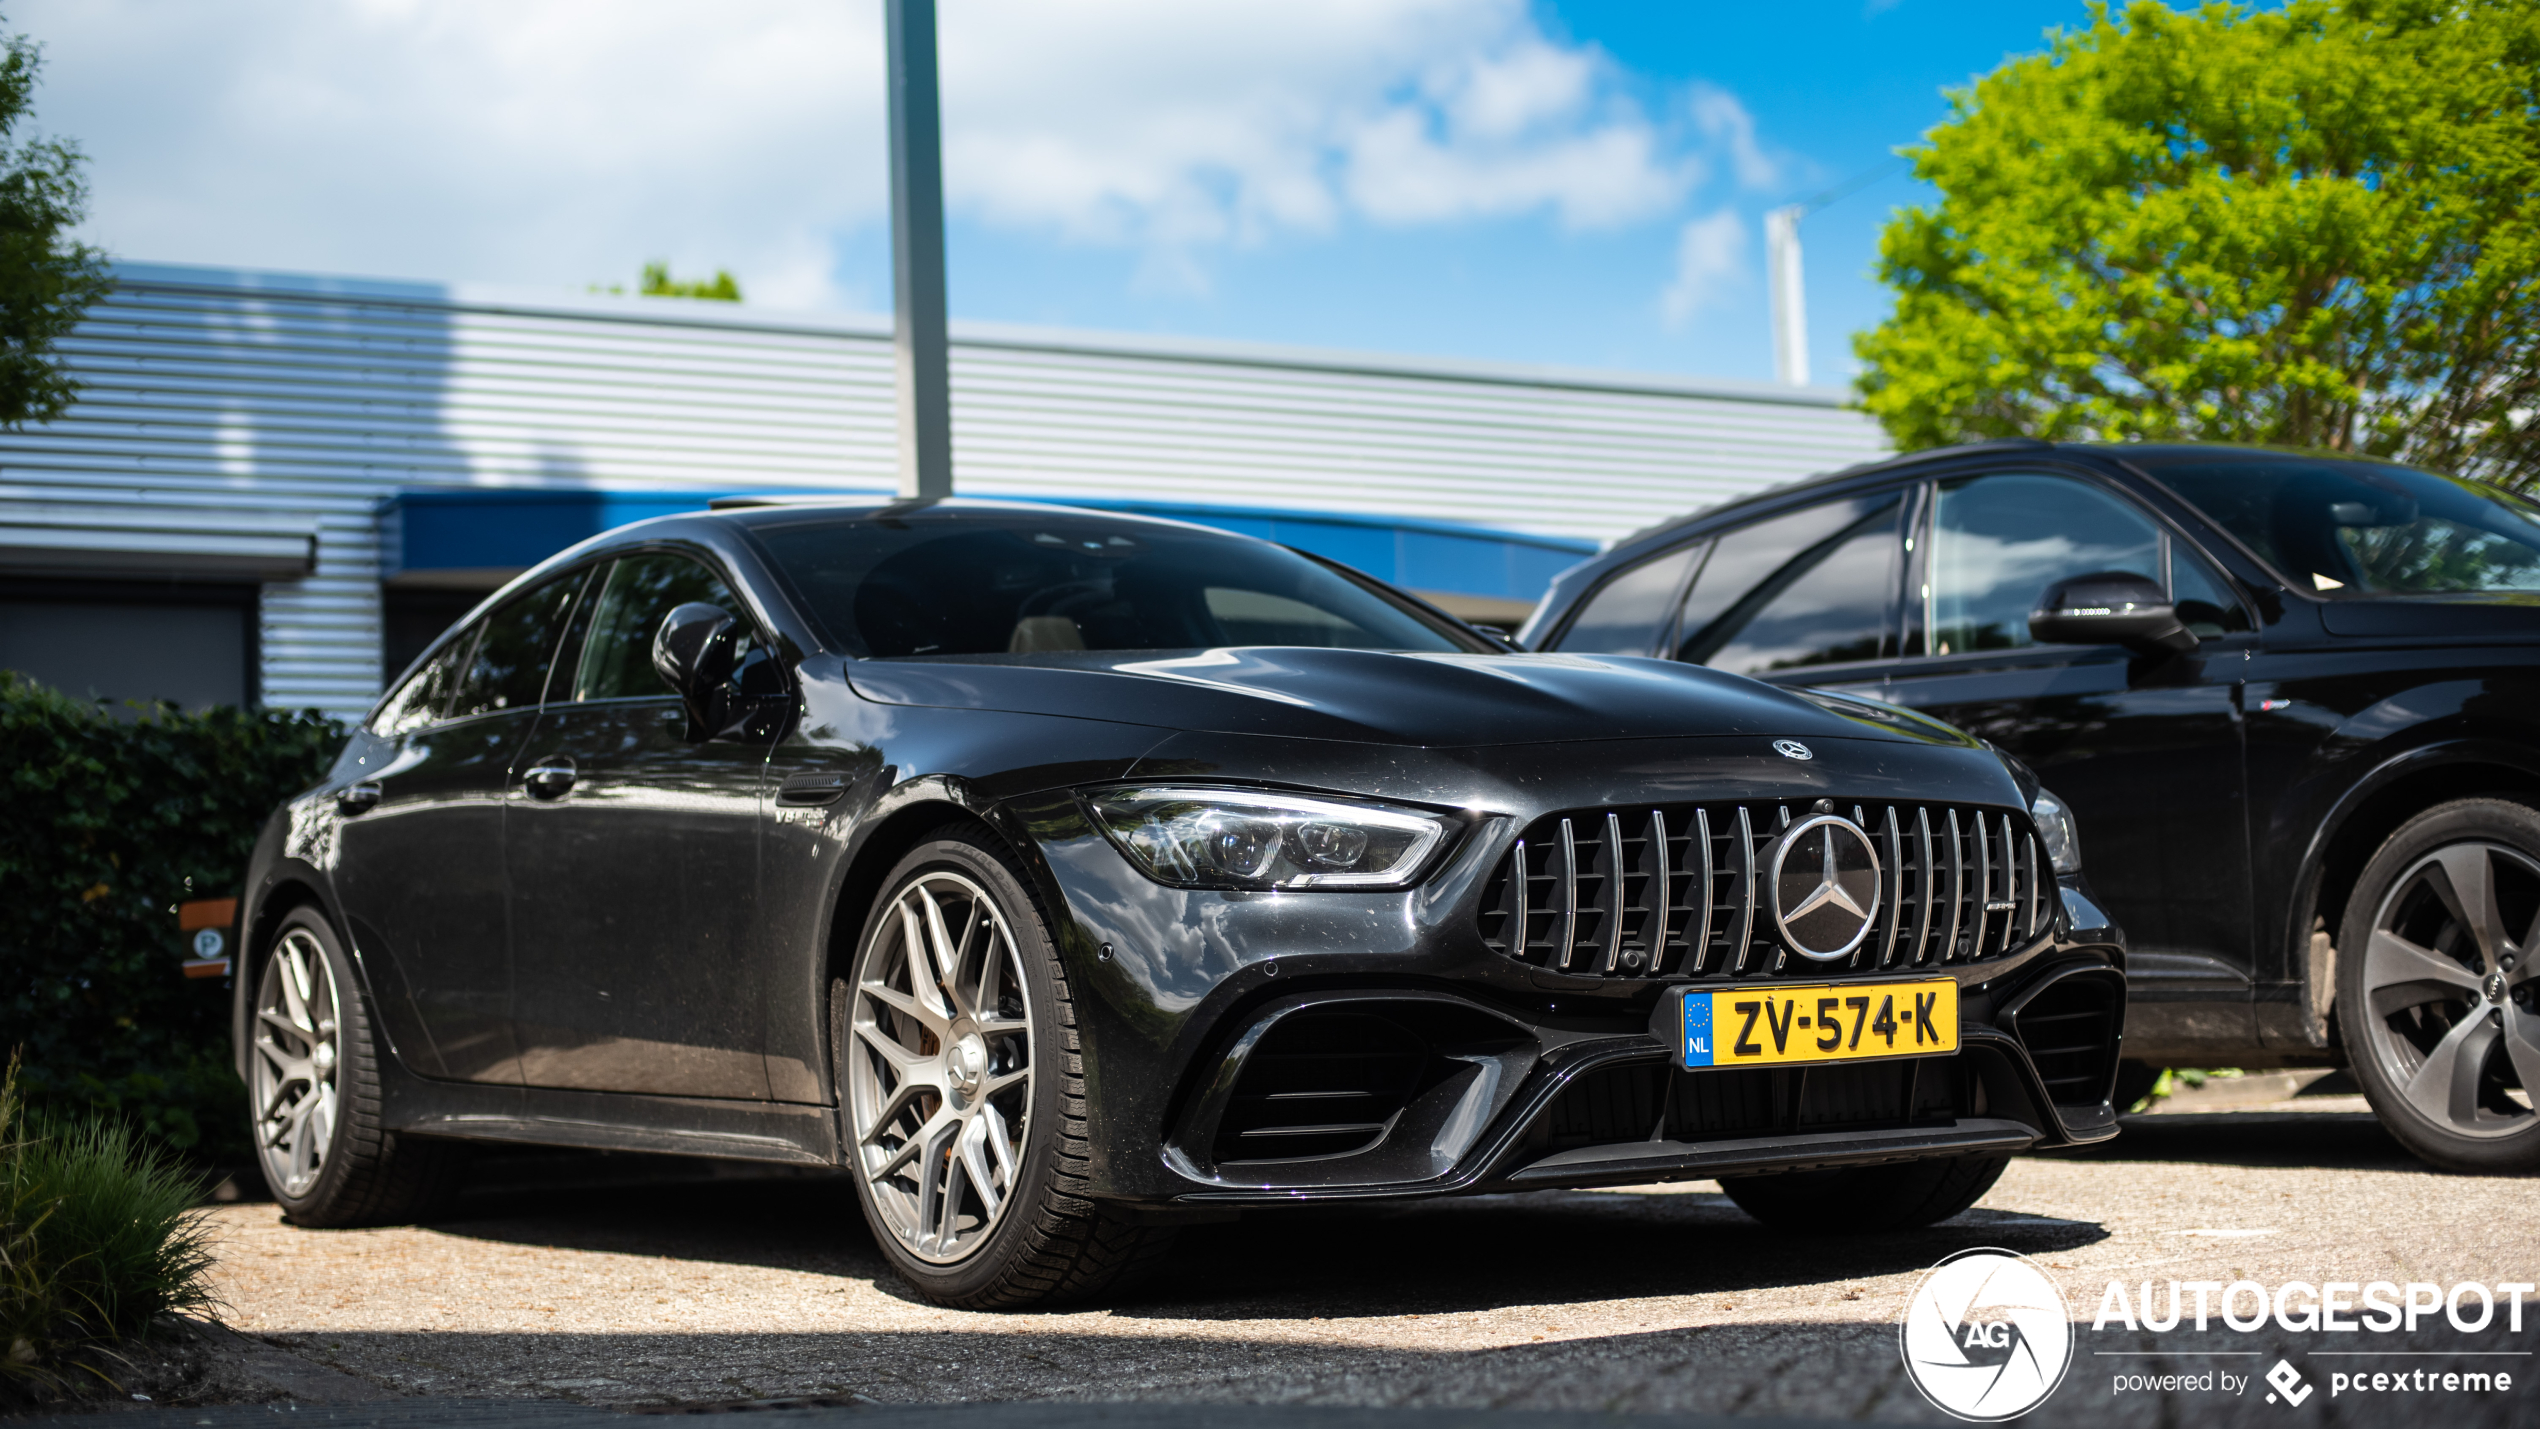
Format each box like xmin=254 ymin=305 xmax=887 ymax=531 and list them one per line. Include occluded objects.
xmin=1765 ymin=205 xmax=1809 ymax=388
xmin=887 ymin=0 xmax=952 ymax=498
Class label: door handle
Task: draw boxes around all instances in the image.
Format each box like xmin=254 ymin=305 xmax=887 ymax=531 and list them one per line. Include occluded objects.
xmin=523 ymin=761 xmax=577 ymax=801
xmin=337 ymin=781 xmax=382 ymax=815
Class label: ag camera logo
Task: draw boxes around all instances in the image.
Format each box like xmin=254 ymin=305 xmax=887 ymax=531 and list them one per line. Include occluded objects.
xmin=1901 ymin=1247 xmax=2074 ymax=1421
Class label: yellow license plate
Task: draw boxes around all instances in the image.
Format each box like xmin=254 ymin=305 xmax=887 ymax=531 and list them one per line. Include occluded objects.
xmin=1675 ymin=978 xmax=1957 ymax=1069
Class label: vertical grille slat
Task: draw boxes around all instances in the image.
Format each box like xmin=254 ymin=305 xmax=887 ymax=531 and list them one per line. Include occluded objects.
xmin=2023 ymin=822 xmax=2044 ymax=939
xmin=1878 ymin=806 xmax=1904 ymax=969
xmin=1940 ymin=809 xmax=1966 ymax=964
xmin=1649 ymin=808 xmax=1672 ymax=974
xmin=1600 ymin=812 xmax=1627 ymax=974
xmin=1480 ymin=799 xmax=2050 ymax=981
xmin=1688 ymin=808 xmax=1715 ymax=974
xmin=1730 ymin=806 xmax=1758 ymax=975
xmin=1971 ymin=812 xmax=1992 ymax=961
xmin=1558 ymin=817 xmax=1581 ymax=972
xmin=1913 ymin=807 xmax=1936 ymax=966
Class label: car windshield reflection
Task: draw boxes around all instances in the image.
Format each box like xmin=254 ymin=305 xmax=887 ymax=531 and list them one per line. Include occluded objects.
xmin=746 ymin=511 xmax=1486 ymax=657
xmin=2140 ymin=454 xmax=2540 ymax=596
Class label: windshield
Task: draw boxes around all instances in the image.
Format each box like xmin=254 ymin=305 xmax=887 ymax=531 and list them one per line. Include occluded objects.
xmin=2137 ymin=453 xmax=2540 ymax=597
xmin=746 ymin=511 xmax=1484 ymax=658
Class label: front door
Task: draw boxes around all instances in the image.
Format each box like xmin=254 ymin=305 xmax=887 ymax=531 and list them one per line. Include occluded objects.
xmin=1878 ymin=471 xmax=2257 ymax=999
xmin=505 ymin=551 xmax=776 ymax=1100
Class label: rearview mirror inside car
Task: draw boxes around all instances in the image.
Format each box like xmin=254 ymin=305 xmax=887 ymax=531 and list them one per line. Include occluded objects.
xmin=2028 ymin=571 xmax=2199 ymax=656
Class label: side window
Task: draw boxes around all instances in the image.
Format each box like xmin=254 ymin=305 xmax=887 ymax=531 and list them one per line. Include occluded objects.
xmin=1673 ymin=494 xmax=1905 ymax=675
xmin=1550 ymin=542 xmax=1703 ymax=655
xmin=373 ymin=641 xmax=463 ymax=736
xmin=2169 ymin=544 xmax=2254 ymax=638
xmin=446 ymin=572 xmax=586 ymax=722
xmin=1929 ymin=475 xmax=2164 ymax=655
xmin=572 ymin=553 xmax=743 ymax=702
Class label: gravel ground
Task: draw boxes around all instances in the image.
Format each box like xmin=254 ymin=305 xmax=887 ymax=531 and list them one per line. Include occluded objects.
xmin=129 ymin=1093 xmax=2540 ymax=1426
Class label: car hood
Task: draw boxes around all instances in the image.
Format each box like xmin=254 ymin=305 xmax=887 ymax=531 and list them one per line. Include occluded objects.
xmin=842 ymin=648 xmax=1974 ymax=749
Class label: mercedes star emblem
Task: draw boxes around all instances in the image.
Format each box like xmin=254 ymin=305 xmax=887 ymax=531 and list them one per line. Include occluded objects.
xmin=1772 ymin=739 xmax=1813 ymax=761
xmin=1771 ymin=813 xmax=1883 ymax=961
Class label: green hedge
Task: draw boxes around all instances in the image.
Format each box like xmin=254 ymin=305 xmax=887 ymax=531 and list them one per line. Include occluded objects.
xmin=0 ymin=674 xmax=344 ymax=1164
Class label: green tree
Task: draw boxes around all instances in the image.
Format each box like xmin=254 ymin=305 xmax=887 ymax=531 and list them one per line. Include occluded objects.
xmin=639 ymin=260 xmax=741 ymax=302
xmin=1854 ymin=0 xmax=2540 ymax=486
xmin=0 ymin=22 xmax=109 ymax=428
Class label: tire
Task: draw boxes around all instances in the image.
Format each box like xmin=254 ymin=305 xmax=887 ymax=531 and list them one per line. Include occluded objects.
xmin=1718 ymin=1153 xmax=2010 ymax=1232
xmin=2335 ymin=798 xmax=2540 ymax=1173
xmin=248 ymin=906 xmax=468 ymax=1226
xmin=836 ymin=827 xmax=1176 ymax=1309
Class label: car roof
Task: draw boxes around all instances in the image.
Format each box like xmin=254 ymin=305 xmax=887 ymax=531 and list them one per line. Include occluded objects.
xmin=1600 ymin=438 xmax=2368 ymax=563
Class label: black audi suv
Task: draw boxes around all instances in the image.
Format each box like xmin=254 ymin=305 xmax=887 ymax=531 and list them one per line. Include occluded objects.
xmin=234 ymin=498 xmax=2124 ymax=1307
xmin=1523 ymin=442 xmax=2540 ymax=1173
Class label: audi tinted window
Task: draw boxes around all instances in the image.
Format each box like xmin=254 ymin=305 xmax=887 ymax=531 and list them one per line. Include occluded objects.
xmin=1673 ymin=494 xmax=1903 ymax=674
xmin=2141 ymin=454 xmax=2540 ymax=596
xmin=1549 ymin=542 xmax=1703 ymax=655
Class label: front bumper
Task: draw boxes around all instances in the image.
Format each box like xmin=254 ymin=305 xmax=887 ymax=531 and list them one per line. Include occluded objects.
xmin=1011 ymin=773 xmax=2126 ymax=1208
xmin=1154 ymin=957 xmax=2122 ymax=1206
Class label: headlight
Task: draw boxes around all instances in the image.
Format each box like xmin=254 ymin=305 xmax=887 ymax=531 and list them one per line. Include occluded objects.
xmin=2030 ymin=787 xmax=2082 ymax=874
xmin=1087 ymin=786 xmax=1455 ymax=890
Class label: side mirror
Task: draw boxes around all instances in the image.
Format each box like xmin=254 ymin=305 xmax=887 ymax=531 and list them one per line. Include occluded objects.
xmin=2028 ymin=572 xmax=2199 ymax=656
xmin=653 ymin=602 xmax=741 ymax=739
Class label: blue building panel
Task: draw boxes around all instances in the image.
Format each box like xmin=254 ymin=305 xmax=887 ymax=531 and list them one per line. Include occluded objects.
xmin=384 ymin=488 xmax=1598 ymax=605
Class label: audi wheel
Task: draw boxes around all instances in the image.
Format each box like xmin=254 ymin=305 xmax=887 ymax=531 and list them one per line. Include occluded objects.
xmin=2337 ymin=799 xmax=2540 ymax=1172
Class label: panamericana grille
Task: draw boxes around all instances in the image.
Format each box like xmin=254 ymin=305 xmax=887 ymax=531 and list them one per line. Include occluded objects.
xmin=1477 ymin=801 xmax=2053 ymax=979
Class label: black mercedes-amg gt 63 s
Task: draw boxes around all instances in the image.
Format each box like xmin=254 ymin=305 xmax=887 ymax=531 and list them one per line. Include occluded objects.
xmin=233 ymin=498 xmax=2124 ymax=1308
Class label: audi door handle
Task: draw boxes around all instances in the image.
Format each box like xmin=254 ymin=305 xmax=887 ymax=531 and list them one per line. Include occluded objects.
xmin=338 ymin=782 xmax=382 ymax=814
xmin=523 ymin=762 xmax=577 ymax=800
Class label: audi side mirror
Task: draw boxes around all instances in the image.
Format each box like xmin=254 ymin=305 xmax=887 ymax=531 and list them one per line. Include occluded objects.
xmin=2028 ymin=571 xmax=2199 ymax=656
xmin=653 ymin=602 xmax=741 ymax=739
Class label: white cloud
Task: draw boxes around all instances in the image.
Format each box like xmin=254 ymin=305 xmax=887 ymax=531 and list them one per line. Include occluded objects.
xmin=15 ymin=0 xmax=1772 ymax=310
xmin=1660 ymin=208 xmax=1747 ymax=329
xmin=1687 ymin=84 xmax=1778 ymax=191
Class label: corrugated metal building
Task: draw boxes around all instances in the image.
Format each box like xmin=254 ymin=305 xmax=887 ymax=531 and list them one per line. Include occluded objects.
xmin=0 ymin=262 xmax=1888 ymax=722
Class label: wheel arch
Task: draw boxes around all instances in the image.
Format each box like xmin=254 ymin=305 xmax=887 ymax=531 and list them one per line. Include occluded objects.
xmin=820 ymin=787 xmax=1078 ymax=1009
xmin=2287 ymin=741 xmax=2540 ymax=1049
xmin=231 ymin=872 xmax=337 ymax=1084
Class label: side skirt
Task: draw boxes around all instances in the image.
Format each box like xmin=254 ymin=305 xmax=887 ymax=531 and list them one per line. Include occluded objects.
xmin=383 ymin=1074 xmax=841 ymax=1167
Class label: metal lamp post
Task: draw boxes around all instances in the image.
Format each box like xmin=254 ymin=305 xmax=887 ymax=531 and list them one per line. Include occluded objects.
xmin=887 ymin=0 xmax=952 ymax=498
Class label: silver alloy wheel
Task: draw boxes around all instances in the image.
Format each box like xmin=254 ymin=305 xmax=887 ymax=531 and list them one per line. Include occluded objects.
xmin=847 ymin=870 xmax=1034 ymax=1264
xmin=2362 ymin=841 xmax=2540 ymax=1138
xmin=251 ymin=927 xmax=342 ymax=1197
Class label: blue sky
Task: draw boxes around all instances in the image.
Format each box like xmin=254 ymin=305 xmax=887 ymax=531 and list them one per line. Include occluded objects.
xmin=27 ymin=0 xmax=2104 ymax=387
xmin=935 ymin=1 xmax=2101 ymax=383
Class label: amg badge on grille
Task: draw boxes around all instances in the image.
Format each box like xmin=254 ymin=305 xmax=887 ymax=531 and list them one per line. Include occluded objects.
xmin=1772 ymin=739 xmax=1812 ymax=760
xmin=1770 ymin=814 xmax=1882 ymax=961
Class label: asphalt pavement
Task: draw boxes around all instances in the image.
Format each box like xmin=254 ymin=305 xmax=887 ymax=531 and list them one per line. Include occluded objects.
xmin=23 ymin=1080 xmax=2536 ymax=1428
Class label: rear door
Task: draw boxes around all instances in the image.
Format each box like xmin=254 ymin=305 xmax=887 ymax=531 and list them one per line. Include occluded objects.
xmin=505 ymin=550 xmax=779 ymax=1099
xmin=332 ymin=572 xmax=583 ymax=1083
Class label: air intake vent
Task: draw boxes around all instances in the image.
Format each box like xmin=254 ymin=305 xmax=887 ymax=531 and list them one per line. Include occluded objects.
xmin=2006 ymin=972 xmax=2123 ymax=1107
xmin=1476 ymin=801 xmax=2051 ymax=980
xmin=1212 ymin=1009 xmax=1429 ymax=1163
